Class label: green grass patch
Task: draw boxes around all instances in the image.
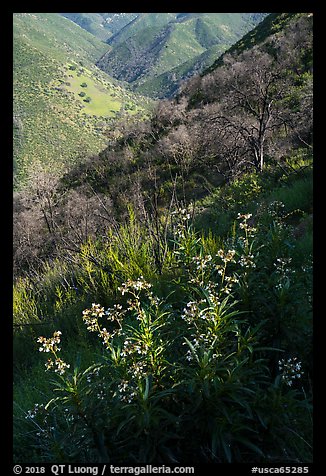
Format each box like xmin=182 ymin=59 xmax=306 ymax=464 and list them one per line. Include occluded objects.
xmin=64 ymin=68 xmax=122 ymax=117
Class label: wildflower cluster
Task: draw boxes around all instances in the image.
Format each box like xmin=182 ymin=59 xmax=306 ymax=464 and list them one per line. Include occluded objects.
xmin=187 ymin=248 xmax=239 ymax=297
xmin=181 ymin=294 xmax=227 ymax=365
xmin=238 ymin=254 xmax=256 ymax=269
xmin=80 ymin=278 xmax=165 ymax=406
xmin=223 ymin=275 xmax=240 ymax=294
xmin=202 ymin=282 xmax=221 ymax=305
xmin=237 ymin=213 xmax=257 ymax=239
xmin=267 ymin=201 xmax=286 ymax=218
xmin=216 ymin=249 xmax=236 ymax=264
xmin=171 ymin=207 xmax=192 ymax=239
xmin=118 ymin=361 xmax=150 ymax=403
xmin=98 ymin=328 xmax=113 ymax=347
xmin=181 ymin=300 xmax=206 ymax=325
xmin=215 ymin=249 xmax=239 ymax=295
xmin=274 ymin=257 xmax=293 ymax=274
xmin=116 ymin=379 xmax=138 ymax=403
xmin=37 ymin=331 xmax=70 ymax=375
xmin=120 ymin=338 xmax=148 ymax=358
xmin=189 ymin=254 xmax=214 ymax=287
xmin=191 ymin=254 xmax=213 ymax=270
xmin=232 ymin=212 xmax=258 ymax=285
xmin=113 ymin=328 xmax=155 ymax=403
xmin=82 ymin=302 xmax=126 ymax=347
xmin=179 ymin=208 xmax=192 ymax=221
xmin=25 ymin=403 xmax=46 ymax=420
xmin=106 ymin=304 xmax=126 ymax=322
xmin=38 ymin=331 xmax=62 ymax=353
xmin=264 ymin=200 xmax=287 ymax=231
xmin=115 ymin=339 xmax=151 ymax=403
xmin=273 ymin=257 xmax=294 ymax=291
xmin=82 ymin=303 xmax=105 ymax=332
xmin=184 ymin=331 xmax=220 ymax=362
xmin=24 ymin=403 xmax=55 ymax=438
xmin=45 ymin=357 xmax=70 ymax=374
xmin=278 ymin=357 xmax=304 ymax=386
xmin=118 ymin=277 xmax=152 ymax=296
xmin=118 ymin=277 xmax=161 ymax=327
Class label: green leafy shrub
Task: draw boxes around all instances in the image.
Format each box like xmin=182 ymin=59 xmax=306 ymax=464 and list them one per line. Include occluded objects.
xmin=18 ymin=211 xmax=312 ymax=463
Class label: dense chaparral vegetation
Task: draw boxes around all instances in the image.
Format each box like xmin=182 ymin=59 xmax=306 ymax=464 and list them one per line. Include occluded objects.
xmin=13 ymin=12 xmax=313 ymax=464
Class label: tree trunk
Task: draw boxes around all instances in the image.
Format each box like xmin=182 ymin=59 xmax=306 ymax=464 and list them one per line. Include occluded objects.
xmin=252 ymin=141 xmax=264 ymax=172
xmin=259 ymin=143 xmax=264 ymax=172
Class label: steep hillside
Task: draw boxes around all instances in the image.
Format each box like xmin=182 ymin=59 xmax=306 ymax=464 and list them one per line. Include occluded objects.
xmin=136 ymin=43 xmax=228 ymax=98
xmin=96 ymin=13 xmax=267 ymax=98
xmin=13 ymin=13 xmax=152 ymax=189
xmin=203 ymin=12 xmax=303 ymax=75
xmin=107 ymin=13 xmax=178 ymax=46
xmin=60 ymin=13 xmax=139 ymax=42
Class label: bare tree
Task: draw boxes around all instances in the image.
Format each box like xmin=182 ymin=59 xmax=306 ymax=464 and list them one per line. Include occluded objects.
xmin=181 ymin=14 xmax=312 ymax=176
xmin=215 ymin=48 xmax=291 ymax=172
xmin=157 ymin=124 xmax=198 ymax=175
xmin=151 ymin=96 xmax=188 ymax=132
xmin=25 ymin=166 xmax=64 ymax=236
